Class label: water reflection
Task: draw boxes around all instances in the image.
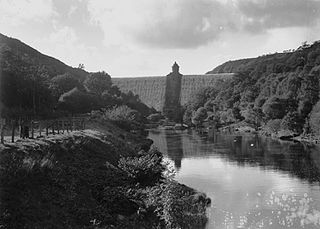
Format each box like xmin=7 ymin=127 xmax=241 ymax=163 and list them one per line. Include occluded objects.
xmin=148 ymin=130 xmax=320 ymax=229
xmin=163 ymin=131 xmax=183 ymax=170
xmin=150 ymin=129 xmax=320 ymax=185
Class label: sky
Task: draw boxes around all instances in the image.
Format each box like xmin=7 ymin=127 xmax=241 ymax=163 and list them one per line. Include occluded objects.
xmin=0 ymin=0 xmax=320 ymax=77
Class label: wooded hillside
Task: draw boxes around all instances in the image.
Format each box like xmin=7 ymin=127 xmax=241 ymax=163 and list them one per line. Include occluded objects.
xmin=0 ymin=33 xmax=152 ymax=122
xmin=185 ymin=41 xmax=320 ymax=136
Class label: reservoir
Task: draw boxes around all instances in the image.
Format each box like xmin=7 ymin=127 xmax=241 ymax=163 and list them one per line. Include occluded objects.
xmin=148 ymin=129 xmax=320 ymax=229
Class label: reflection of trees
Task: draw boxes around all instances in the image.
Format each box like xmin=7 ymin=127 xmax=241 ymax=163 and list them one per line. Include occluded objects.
xmin=233 ymin=136 xmax=242 ymax=155
xmin=210 ymin=134 xmax=320 ymax=184
xmin=149 ymin=130 xmax=320 ymax=184
xmin=165 ymin=132 xmax=184 ymax=170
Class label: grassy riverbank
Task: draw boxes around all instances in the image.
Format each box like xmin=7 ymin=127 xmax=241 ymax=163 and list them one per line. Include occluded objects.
xmin=0 ymin=120 xmax=210 ymax=229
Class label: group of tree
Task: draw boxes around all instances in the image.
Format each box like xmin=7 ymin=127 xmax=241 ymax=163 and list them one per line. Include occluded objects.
xmin=0 ymin=42 xmax=152 ymax=123
xmin=183 ymin=41 xmax=320 ymax=135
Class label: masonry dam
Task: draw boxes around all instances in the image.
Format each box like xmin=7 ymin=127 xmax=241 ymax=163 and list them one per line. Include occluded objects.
xmin=112 ymin=63 xmax=234 ymax=114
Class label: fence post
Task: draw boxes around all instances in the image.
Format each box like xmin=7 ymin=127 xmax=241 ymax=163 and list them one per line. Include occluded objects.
xmin=0 ymin=119 xmax=5 ymax=144
xmin=52 ymin=121 xmax=55 ymax=135
xmin=31 ymin=121 xmax=34 ymax=139
xmin=18 ymin=118 xmax=22 ymax=138
xmin=39 ymin=121 xmax=42 ymax=137
xmin=70 ymin=118 xmax=73 ymax=132
xmin=11 ymin=120 xmax=15 ymax=143
xmin=57 ymin=120 xmax=60 ymax=134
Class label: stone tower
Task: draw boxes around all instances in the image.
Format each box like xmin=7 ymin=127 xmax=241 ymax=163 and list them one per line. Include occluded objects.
xmin=163 ymin=62 xmax=182 ymax=122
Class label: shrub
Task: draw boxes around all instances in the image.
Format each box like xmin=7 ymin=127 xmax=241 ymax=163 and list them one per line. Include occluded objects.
xmin=145 ymin=181 xmax=209 ymax=229
xmin=265 ymin=119 xmax=282 ymax=134
xmin=49 ymin=73 xmax=81 ymax=98
xmin=104 ymin=105 xmax=143 ymax=130
xmin=147 ymin=113 xmax=164 ymax=122
xmin=309 ymin=101 xmax=320 ymax=135
xmin=58 ymin=87 xmax=100 ymax=114
xmin=118 ymin=148 xmax=165 ymax=185
xmin=84 ymin=71 xmax=112 ymax=95
xmin=191 ymin=107 xmax=207 ymax=127
xmin=281 ymin=111 xmax=304 ymax=134
xmin=262 ymin=96 xmax=288 ymax=120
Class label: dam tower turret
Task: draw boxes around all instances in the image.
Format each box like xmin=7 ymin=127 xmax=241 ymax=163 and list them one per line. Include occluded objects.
xmin=163 ymin=62 xmax=183 ymax=122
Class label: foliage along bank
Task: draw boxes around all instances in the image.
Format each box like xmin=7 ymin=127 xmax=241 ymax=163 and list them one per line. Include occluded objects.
xmin=183 ymin=41 xmax=320 ymax=138
xmin=0 ymin=118 xmax=210 ymax=229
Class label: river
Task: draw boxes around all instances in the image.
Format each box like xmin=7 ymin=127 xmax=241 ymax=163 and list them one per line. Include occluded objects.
xmin=148 ymin=129 xmax=320 ymax=229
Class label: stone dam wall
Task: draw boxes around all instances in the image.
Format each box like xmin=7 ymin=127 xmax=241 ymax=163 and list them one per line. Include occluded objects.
xmin=112 ymin=76 xmax=166 ymax=111
xmin=112 ymin=73 xmax=234 ymax=111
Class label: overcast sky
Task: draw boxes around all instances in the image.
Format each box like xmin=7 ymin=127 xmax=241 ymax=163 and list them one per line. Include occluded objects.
xmin=1 ymin=0 xmax=320 ymax=76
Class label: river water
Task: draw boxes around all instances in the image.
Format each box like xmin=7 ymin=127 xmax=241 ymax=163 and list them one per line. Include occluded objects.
xmin=148 ymin=129 xmax=320 ymax=229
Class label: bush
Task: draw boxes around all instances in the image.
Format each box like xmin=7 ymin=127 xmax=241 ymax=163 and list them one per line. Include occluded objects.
xmin=118 ymin=148 xmax=165 ymax=185
xmin=191 ymin=107 xmax=207 ymax=127
xmin=58 ymin=87 xmax=101 ymax=114
xmin=262 ymin=96 xmax=288 ymax=120
xmin=145 ymin=181 xmax=209 ymax=229
xmin=265 ymin=119 xmax=282 ymax=134
xmin=49 ymin=73 xmax=81 ymax=98
xmin=147 ymin=113 xmax=164 ymax=123
xmin=104 ymin=105 xmax=144 ymax=131
xmin=104 ymin=105 xmax=138 ymax=122
xmin=281 ymin=111 xmax=304 ymax=134
xmin=84 ymin=71 xmax=112 ymax=95
xmin=309 ymin=101 xmax=320 ymax=135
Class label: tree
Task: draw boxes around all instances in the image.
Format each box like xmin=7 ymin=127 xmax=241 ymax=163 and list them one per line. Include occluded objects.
xmin=192 ymin=107 xmax=207 ymax=127
xmin=84 ymin=71 xmax=112 ymax=95
xmin=1 ymin=68 xmax=54 ymax=119
xmin=309 ymin=101 xmax=320 ymax=135
xmin=266 ymin=119 xmax=282 ymax=134
xmin=242 ymin=106 xmax=264 ymax=130
xmin=232 ymin=107 xmax=244 ymax=121
xmin=49 ymin=73 xmax=81 ymax=98
xmin=101 ymin=91 xmax=119 ymax=108
xmin=78 ymin=63 xmax=85 ymax=69
xmin=109 ymin=85 xmax=122 ymax=97
xmin=121 ymin=91 xmax=151 ymax=116
xmin=187 ymin=88 xmax=210 ymax=111
xmin=281 ymin=111 xmax=304 ymax=134
xmin=104 ymin=105 xmax=144 ymax=130
xmin=262 ymin=96 xmax=288 ymax=120
xmin=183 ymin=106 xmax=193 ymax=126
xmin=58 ymin=88 xmax=100 ymax=114
xmin=297 ymin=72 xmax=319 ymax=118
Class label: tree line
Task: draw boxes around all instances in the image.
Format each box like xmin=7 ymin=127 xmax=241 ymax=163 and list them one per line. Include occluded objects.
xmin=183 ymin=41 xmax=320 ymax=136
xmin=0 ymin=46 xmax=152 ymax=127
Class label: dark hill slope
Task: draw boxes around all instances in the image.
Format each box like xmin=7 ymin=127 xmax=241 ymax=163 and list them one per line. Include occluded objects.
xmin=207 ymin=42 xmax=320 ymax=74
xmin=0 ymin=33 xmax=88 ymax=80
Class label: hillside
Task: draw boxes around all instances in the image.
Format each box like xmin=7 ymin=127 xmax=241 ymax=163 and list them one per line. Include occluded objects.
xmin=184 ymin=41 xmax=320 ymax=137
xmin=0 ymin=33 xmax=152 ymax=120
xmin=207 ymin=42 xmax=320 ymax=74
xmin=0 ymin=33 xmax=88 ymax=81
